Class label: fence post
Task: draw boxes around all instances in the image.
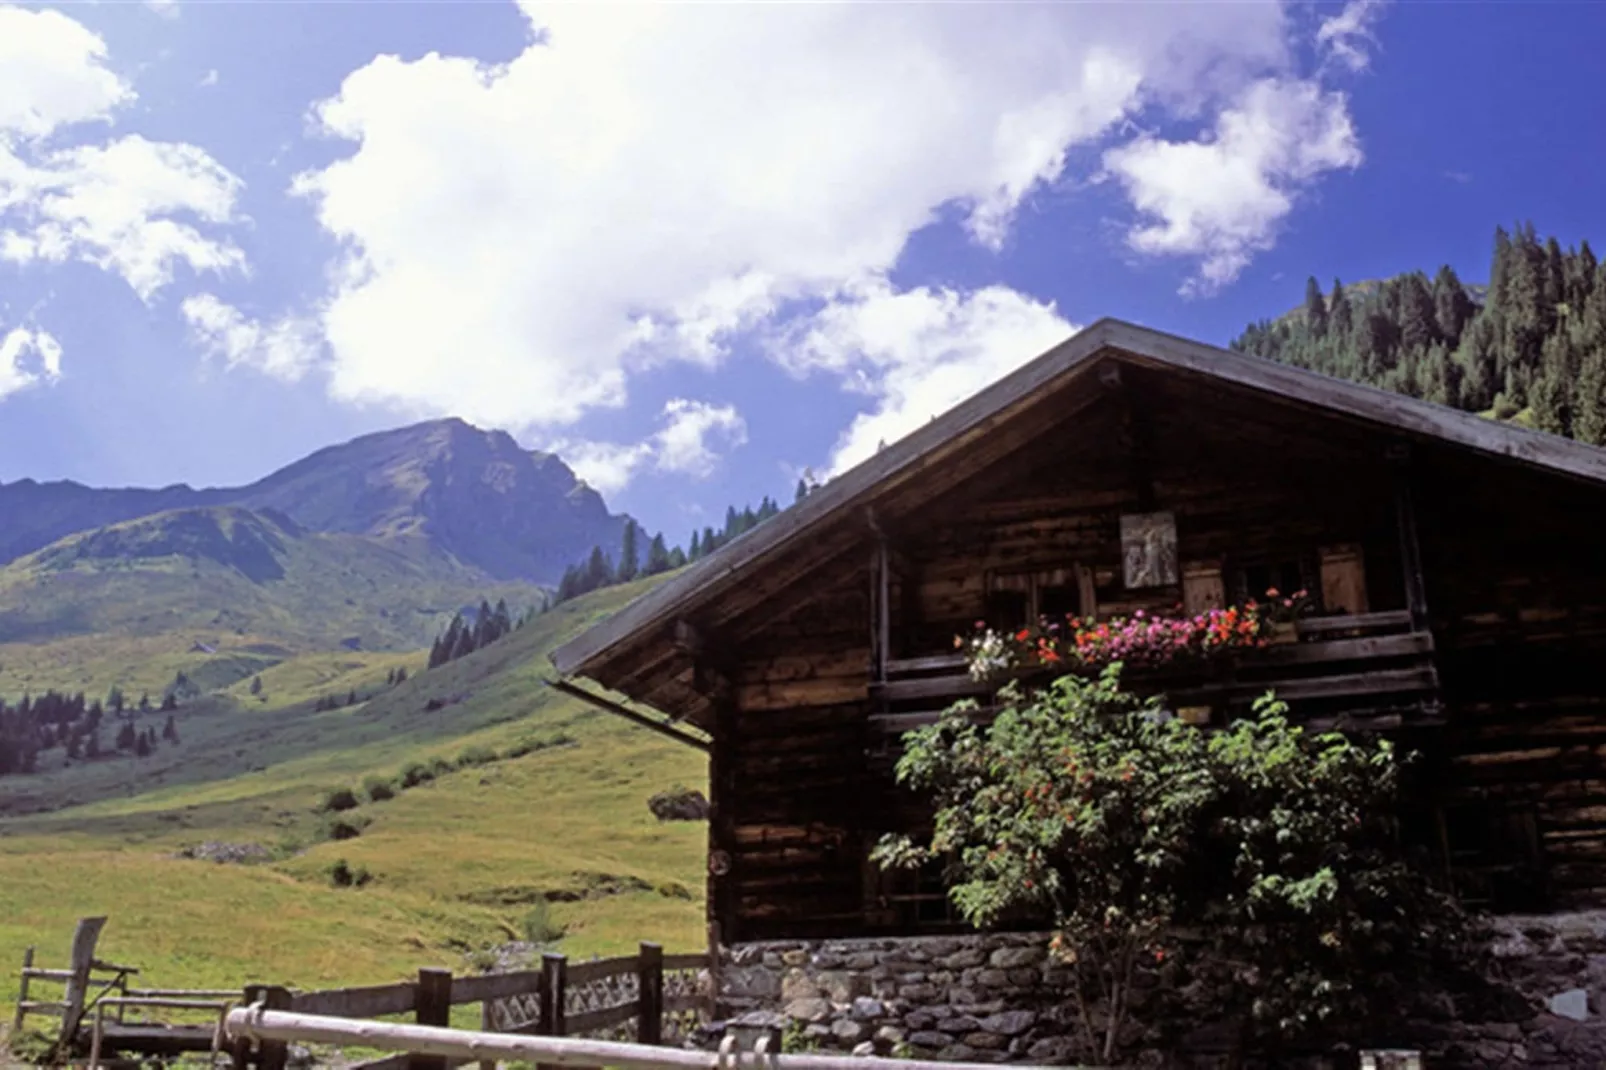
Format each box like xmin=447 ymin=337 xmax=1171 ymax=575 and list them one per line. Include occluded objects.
xmin=411 ymin=968 xmax=453 ymax=1070
xmin=233 ymin=984 xmax=263 ymax=1070
xmin=58 ymin=915 xmax=107 ymax=1050
xmin=479 ymin=997 xmax=496 ymax=1070
xmin=259 ymin=986 xmax=293 ymax=1070
xmin=12 ymin=947 xmax=33 ymax=1037
xmin=537 ymin=953 xmax=566 ymax=1070
xmin=637 ymin=942 xmax=663 ymax=1046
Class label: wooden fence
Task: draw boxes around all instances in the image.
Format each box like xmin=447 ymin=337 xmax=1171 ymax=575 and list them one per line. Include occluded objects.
xmin=12 ymin=919 xmax=709 ymax=1069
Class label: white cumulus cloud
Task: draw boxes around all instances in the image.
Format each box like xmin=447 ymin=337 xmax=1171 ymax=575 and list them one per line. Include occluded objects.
xmin=291 ymin=1 xmax=1300 ymax=433
xmin=776 ymin=283 xmax=1077 ymax=476
xmin=0 ymin=322 xmax=63 ymax=401
xmin=0 ymin=3 xmax=244 ymax=301
xmin=1102 ymin=78 xmax=1362 ymax=296
xmin=181 ymin=293 xmax=321 ymax=382
xmin=561 ymin=399 xmax=749 ymax=496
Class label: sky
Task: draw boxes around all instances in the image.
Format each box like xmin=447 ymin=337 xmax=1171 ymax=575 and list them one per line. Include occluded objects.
xmin=3 ymin=0 xmax=1606 ymax=545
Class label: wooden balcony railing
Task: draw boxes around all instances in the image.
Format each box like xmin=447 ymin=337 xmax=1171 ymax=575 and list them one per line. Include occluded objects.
xmin=869 ymin=610 xmax=1441 ymax=739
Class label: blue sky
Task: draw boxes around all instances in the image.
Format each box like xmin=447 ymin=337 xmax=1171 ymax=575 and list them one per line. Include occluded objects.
xmin=2 ymin=0 xmax=1604 ymax=547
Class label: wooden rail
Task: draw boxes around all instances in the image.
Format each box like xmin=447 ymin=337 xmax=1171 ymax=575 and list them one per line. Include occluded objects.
xmin=14 ymin=921 xmax=709 ymax=1070
xmin=871 ymin=612 xmax=1441 ymax=737
xmin=226 ymin=1007 xmax=1049 ymax=1070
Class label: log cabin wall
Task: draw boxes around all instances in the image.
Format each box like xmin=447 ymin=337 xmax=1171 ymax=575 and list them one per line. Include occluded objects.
xmin=699 ymin=364 xmax=1606 ymax=940
xmin=722 ymin=579 xmax=875 ymax=941
xmin=1416 ymin=445 xmax=1606 ymax=910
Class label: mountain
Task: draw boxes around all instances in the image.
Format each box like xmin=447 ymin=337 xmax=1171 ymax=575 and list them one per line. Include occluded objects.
xmin=0 ymin=418 xmax=626 ymax=584
xmin=1232 ymin=223 xmax=1606 ymax=443
xmin=0 ymin=505 xmax=540 ymax=652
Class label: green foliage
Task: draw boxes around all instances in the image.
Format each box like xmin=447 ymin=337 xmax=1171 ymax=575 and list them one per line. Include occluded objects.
xmin=455 ymin=745 xmax=498 ymax=768
xmin=877 ymin=667 xmax=1465 ymax=1065
xmin=780 ymin=1018 xmax=819 ymax=1054
xmin=399 ymin=761 xmax=436 ymax=789
xmin=520 ymin=900 xmax=566 ymax=945
xmin=321 ymin=814 xmax=370 ymax=841
xmin=319 ymin=787 xmax=361 ymax=813
xmin=1234 ymin=224 xmax=1606 ymax=446
xmin=362 ymin=775 xmax=397 ymax=802
xmin=327 ymin=858 xmax=372 ymax=888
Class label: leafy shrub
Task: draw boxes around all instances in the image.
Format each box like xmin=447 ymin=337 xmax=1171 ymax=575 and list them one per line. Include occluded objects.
xmin=504 ymin=732 xmax=578 ymax=760
xmin=427 ymin=756 xmax=455 ymax=778
xmin=520 ymin=901 xmax=565 ymax=945
xmin=318 ymin=787 xmax=360 ymax=813
xmin=876 ymin=667 xmax=1466 ymax=1065
xmin=456 ymin=745 xmax=497 ymax=768
xmin=327 ymin=858 xmax=372 ymax=888
xmin=399 ymin=761 xmax=435 ymax=789
xmin=322 ymin=815 xmax=369 ymax=841
xmin=363 ymin=775 xmax=396 ymax=802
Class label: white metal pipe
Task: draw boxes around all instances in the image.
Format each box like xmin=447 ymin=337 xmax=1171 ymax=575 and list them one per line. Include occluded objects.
xmin=226 ymin=1006 xmax=1070 ymax=1070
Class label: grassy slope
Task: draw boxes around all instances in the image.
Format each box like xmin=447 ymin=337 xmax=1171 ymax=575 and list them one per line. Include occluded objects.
xmin=0 ymin=577 xmax=707 ymax=1026
xmin=0 ymin=506 xmax=543 ymax=700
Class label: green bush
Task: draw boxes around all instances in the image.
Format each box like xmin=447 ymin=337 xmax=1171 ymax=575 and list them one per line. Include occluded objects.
xmin=427 ymin=756 xmax=455 ymax=778
xmin=876 ymin=667 xmax=1466 ymax=1065
xmin=318 ymin=787 xmax=360 ymax=813
xmin=322 ymin=815 xmax=369 ymax=841
xmin=327 ymin=858 xmax=372 ymax=888
xmin=520 ymin=901 xmax=565 ymax=945
xmin=399 ymin=761 xmax=435 ymax=789
xmin=362 ymin=775 xmax=396 ymax=802
xmin=456 ymin=745 xmax=497 ymax=768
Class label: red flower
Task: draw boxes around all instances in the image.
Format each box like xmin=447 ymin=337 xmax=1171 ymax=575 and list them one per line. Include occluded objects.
xmin=1015 ymin=628 xmax=1031 ymax=642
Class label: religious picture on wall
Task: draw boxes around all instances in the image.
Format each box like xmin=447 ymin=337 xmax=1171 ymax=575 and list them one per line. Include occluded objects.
xmin=1120 ymin=511 xmax=1179 ymax=589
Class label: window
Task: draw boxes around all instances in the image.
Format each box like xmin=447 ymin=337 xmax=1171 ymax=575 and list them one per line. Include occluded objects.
xmin=1230 ymin=554 xmax=1317 ymax=607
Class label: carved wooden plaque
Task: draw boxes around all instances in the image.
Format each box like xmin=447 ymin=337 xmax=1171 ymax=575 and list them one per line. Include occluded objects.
xmin=1120 ymin=511 xmax=1179 ymax=589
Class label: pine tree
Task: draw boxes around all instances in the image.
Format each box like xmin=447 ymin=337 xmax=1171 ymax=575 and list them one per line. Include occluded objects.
xmin=688 ymin=530 xmax=702 ymax=560
xmin=1303 ymin=276 xmax=1328 ymax=336
xmin=250 ymin=675 xmax=262 ymax=695
xmin=1574 ymin=350 xmax=1606 ymax=445
xmin=1399 ymin=273 xmax=1439 ymax=353
xmin=619 ymin=521 xmax=640 ymax=583
xmin=584 ymin=546 xmax=613 ymax=591
xmin=162 ymin=714 xmax=179 ymax=743
xmin=668 ymin=546 xmax=687 ymax=569
xmin=116 ymin=721 xmax=137 ymax=751
xmin=795 ymin=478 xmax=808 ymax=505
xmin=1432 ymin=265 xmax=1475 ymax=344
xmin=645 ymin=533 xmax=672 ymax=575
xmin=107 ymin=686 xmax=125 ymax=715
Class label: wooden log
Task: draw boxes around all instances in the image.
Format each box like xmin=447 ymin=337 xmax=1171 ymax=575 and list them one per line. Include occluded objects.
xmin=452 ymin=969 xmax=544 ymax=1005
xmin=13 ymin=946 xmax=33 ymax=1036
xmin=563 ymin=959 xmax=637 ymax=987
xmin=565 ymin=1003 xmax=638 ymax=1035
xmin=636 ymin=943 xmax=662 ymax=1046
xmin=411 ymin=969 xmax=453 ymax=1070
xmin=59 ymin=915 xmax=107 ymax=1048
xmin=227 ymin=1005 xmax=1064 ymax=1070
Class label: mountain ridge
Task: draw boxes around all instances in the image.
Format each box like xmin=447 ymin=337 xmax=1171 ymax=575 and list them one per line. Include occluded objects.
xmin=0 ymin=418 xmax=626 ymax=584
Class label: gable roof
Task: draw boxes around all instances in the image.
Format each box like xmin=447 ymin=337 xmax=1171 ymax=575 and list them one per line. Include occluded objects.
xmin=550 ymin=316 xmax=1606 ymax=681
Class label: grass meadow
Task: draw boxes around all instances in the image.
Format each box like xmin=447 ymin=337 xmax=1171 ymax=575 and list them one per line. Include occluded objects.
xmin=0 ymin=577 xmax=707 ymax=1035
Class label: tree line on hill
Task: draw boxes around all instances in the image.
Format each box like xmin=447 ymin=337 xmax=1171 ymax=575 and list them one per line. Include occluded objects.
xmin=427 ymin=597 xmax=520 ymax=670
xmin=1232 ymin=223 xmax=1606 ymax=444
xmin=0 ymin=688 xmax=179 ymax=777
xmin=554 ymin=486 xmax=816 ymax=606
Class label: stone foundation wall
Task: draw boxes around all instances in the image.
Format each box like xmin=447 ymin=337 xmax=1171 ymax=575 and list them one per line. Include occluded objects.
xmin=712 ymin=913 xmax=1606 ymax=1068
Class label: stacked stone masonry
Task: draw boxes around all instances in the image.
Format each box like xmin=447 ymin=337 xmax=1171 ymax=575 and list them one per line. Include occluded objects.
xmin=713 ymin=915 xmax=1606 ymax=1068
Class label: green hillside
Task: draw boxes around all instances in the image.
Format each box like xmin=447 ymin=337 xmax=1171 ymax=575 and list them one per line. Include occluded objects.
xmin=0 ymin=576 xmax=707 ymax=1033
xmin=0 ymin=505 xmax=543 ymax=700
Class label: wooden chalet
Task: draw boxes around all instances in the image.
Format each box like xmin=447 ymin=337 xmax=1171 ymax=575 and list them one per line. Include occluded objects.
xmin=549 ymin=318 xmax=1606 ymax=943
